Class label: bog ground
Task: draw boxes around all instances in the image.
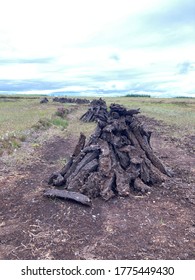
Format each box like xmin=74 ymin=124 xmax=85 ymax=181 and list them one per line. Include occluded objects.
xmin=0 ymin=96 xmax=194 ymax=259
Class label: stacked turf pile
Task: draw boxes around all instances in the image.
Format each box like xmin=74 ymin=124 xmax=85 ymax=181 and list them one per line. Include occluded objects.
xmin=45 ymin=103 xmax=171 ymax=205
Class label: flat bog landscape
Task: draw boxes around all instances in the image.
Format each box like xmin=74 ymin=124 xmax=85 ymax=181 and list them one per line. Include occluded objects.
xmin=0 ymin=95 xmax=194 ymax=260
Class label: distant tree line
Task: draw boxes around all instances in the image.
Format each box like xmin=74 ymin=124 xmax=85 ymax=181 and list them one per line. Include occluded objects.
xmin=125 ymin=94 xmax=151 ymax=98
xmin=174 ymin=96 xmax=194 ymax=99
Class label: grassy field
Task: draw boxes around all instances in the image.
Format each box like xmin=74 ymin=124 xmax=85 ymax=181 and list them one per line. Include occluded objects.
xmin=0 ymin=95 xmax=194 ymax=140
xmin=0 ymin=96 xmax=68 ymax=155
xmin=0 ymin=98 xmax=56 ymax=136
xmin=107 ymin=97 xmax=195 ymax=132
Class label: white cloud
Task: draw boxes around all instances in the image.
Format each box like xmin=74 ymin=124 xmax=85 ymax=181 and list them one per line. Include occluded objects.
xmin=0 ymin=0 xmax=195 ymax=97
xmin=0 ymin=0 xmax=168 ymax=57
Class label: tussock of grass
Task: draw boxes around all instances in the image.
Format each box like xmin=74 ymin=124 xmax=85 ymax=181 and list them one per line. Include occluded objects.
xmin=50 ymin=117 xmax=68 ymax=129
xmin=32 ymin=116 xmax=68 ymax=131
xmin=32 ymin=118 xmax=52 ymax=130
xmin=0 ymin=134 xmax=21 ymax=155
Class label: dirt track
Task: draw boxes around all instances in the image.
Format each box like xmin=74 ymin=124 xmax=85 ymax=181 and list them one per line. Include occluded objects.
xmin=0 ymin=116 xmax=194 ymax=259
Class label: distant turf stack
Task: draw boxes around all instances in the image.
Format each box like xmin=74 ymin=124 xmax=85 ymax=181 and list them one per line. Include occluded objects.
xmin=80 ymin=98 xmax=108 ymax=122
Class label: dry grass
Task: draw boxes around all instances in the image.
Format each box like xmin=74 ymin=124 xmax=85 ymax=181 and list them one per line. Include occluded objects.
xmin=105 ymin=97 xmax=195 ymax=137
xmin=1 ymin=96 xmax=194 ymax=148
xmin=0 ymin=98 xmax=58 ymax=136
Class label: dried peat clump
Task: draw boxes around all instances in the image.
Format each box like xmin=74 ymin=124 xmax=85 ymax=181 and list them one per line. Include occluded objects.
xmin=40 ymin=97 xmax=49 ymax=104
xmin=80 ymin=98 xmax=108 ymax=122
xmin=44 ymin=103 xmax=171 ymax=206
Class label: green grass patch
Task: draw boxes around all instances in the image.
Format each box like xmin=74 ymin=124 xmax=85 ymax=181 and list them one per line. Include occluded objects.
xmin=32 ymin=115 xmax=68 ymax=131
xmin=50 ymin=117 xmax=68 ymax=129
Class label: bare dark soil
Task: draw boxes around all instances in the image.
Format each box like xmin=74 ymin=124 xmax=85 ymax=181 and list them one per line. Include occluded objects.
xmin=0 ymin=116 xmax=194 ymax=260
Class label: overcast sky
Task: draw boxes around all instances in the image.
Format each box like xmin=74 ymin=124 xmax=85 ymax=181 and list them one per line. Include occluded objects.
xmin=0 ymin=0 xmax=195 ymax=97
